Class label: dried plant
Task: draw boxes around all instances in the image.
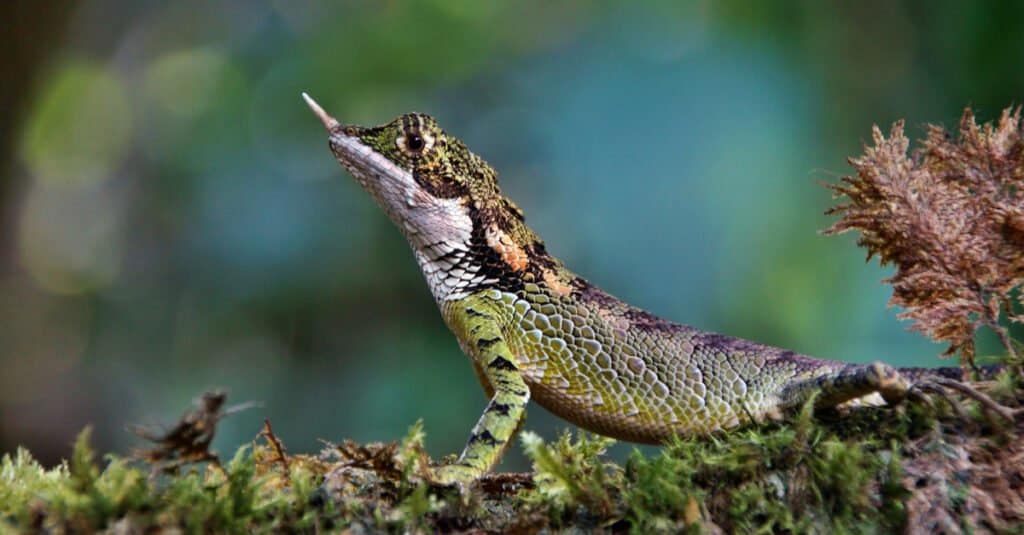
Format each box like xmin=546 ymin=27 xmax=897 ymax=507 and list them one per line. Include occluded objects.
xmin=129 ymin=391 xmax=260 ymax=474
xmin=824 ymin=107 xmax=1024 ymax=369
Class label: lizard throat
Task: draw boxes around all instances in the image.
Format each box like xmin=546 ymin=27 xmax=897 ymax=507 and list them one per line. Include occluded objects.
xmin=328 ymin=130 xmax=490 ymax=301
xmin=414 ymin=244 xmax=496 ymax=302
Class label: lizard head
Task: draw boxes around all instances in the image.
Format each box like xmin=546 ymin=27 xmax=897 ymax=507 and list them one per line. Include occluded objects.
xmin=304 ymin=93 xmax=570 ymax=299
xmin=303 ymin=93 xmax=503 ymax=247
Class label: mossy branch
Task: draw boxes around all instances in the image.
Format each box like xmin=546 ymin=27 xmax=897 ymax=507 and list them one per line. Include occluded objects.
xmin=2 ymin=377 xmax=1022 ymax=533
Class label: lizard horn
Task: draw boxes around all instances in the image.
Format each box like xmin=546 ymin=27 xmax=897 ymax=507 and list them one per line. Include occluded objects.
xmin=302 ymin=92 xmax=340 ymax=131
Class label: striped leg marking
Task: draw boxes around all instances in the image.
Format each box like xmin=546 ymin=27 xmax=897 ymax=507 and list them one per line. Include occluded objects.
xmin=433 ymin=304 xmax=530 ymax=485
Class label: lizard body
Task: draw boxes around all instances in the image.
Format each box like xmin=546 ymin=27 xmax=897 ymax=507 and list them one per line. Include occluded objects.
xmin=303 ymin=95 xmax=954 ymax=483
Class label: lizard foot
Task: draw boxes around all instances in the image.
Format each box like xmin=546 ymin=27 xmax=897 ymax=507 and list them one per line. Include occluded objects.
xmin=865 ymin=361 xmax=913 ymax=405
xmin=430 ymin=463 xmax=481 ymax=487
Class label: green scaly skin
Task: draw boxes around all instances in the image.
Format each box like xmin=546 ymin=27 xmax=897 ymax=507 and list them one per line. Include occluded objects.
xmin=302 ymin=95 xmax=966 ymax=485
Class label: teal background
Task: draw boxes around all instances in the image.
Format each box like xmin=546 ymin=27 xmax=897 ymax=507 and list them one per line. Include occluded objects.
xmin=1 ymin=1 xmax=1022 ymax=469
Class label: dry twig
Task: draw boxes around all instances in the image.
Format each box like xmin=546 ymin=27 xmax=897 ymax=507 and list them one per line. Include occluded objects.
xmin=129 ymin=390 xmax=260 ymax=474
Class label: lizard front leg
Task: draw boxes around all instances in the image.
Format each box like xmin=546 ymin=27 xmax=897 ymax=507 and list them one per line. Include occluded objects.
xmin=433 ymin=301 xmax=530 ymax=485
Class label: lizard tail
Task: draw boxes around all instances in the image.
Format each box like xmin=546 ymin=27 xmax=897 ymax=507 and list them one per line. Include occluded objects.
xmin=897 ymin=364 xmax=1005 ymax=382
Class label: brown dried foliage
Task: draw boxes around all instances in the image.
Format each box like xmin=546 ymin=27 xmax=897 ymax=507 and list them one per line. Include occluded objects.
xmin=129 ymin=390 xmax=259 ymax=473
xmin=258 ymin=419 xmax=290 ymax=480
xmin=825 ymin=107 xmax=1024 ymax=367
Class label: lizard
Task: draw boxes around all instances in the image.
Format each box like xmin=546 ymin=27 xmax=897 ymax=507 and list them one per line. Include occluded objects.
xmin=301 ymin=93 xmax=988 ymax=485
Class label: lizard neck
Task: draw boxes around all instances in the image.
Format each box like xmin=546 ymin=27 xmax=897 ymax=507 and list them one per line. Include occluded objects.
xmin=410 ymin=195 xmax=577 ymax=304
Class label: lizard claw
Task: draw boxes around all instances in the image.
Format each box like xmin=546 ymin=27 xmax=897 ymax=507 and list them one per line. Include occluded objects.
xmin=905 ymin=377 xmax=1017 ymax=425
xmin=904 ymin=383 xmax=934 ymax=408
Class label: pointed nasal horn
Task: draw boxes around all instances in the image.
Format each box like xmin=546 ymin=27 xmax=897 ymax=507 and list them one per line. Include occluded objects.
xmin=302 ymin=92 xmax=340 ymax=131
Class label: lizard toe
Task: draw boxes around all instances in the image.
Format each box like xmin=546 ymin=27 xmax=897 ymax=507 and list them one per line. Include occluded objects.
xmin=867 ymin=361 xmax=912 ymax=404
xmin=431 ymin=463 xmax=481 ymax=487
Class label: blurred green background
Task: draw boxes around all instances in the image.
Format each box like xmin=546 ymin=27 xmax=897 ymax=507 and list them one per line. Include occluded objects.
xmin=2 ymin=1 xmax=1022 ymax=470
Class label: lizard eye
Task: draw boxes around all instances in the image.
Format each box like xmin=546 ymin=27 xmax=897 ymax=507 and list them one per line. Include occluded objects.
xmin=406 ymin=134 xmax=425 ymax=152
xmin=397 ymin=130 xmax=434 ymax=155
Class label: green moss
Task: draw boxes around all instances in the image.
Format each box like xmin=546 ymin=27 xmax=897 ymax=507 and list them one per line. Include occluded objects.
xmin=0 ymin=428 xmax=332 ymax=533
xmin=2 ymin=382 xmax=1020 ymax=533
xmin=612 ymin=407 xmax=911 ymax=533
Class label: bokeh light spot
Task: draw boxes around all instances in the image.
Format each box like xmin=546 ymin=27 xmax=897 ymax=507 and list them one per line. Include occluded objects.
xmin=20 ymin=62 xmax=132 ymax=188
xmin=143 ymin=46 xmax=231 ymax=120
xmin=18 ymin=184 xmax=123 ymax=295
